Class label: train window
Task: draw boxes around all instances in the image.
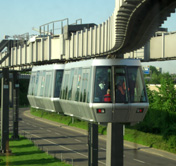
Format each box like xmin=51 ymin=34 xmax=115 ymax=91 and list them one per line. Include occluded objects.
xmin=44 ymin=72 xmax=53 ymax=97
xmin=54 ymin=70 xmax=63 ymax=97
xmin=34 ymin=71 xmax=40 ymax=96
xmin=80 ymin=71 xmax=89 ymax=102
xmin=87 ymin=68 xmax=91 ymax=103
xmin=75 ymin=68 xmax=82 ymax=101
xmin=93 ymin=67 xmax=112 ymax=103
xmin=28 ymin=73 xmax=36 ymax=95
xmin=61 ymin=73 xmax=69 ymax=99
xmin=39 ymin=71 xmax=46 ymax=97
xmin=67 ymin=69 xmax=74 ymax=100
xmin=115 ymin=67 xmax=128 ymax=103
xmin=127 ymin=67 xmax=147 ymax=103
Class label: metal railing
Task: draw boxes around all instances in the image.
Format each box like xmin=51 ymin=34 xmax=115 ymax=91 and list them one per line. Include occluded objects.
xmin=39 ymin=18 xmax=83 ymax=36
xmin=39 ymin=18 xmax=69 ymax=36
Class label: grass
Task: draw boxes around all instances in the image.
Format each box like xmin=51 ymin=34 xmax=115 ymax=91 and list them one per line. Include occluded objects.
xmin=124 ymin=128 xmax=176 ymax=153
xmin=30 ymin=108 xmax=176 ymax=154
xmin=0 ymin=136 xmax=71 ymax=166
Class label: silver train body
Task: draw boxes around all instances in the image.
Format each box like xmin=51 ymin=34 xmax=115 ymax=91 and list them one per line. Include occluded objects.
xmin=27 ymin=64 xmax=65 ymax=113
xmin=27 ymin=59 xmax=149 ymax=124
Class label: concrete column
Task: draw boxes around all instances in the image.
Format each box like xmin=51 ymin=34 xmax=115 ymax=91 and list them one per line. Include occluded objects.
xmin=1 ymin=68 xmax=10 ymax=153
xmin=11 ymin=71 xmax=19 ymax=139
xmin=106 ymin=123 xmax=124 ymax=166
xmin=162 ymin=33 xmax=165 ymax=59
xmin=88 ymin=123 xmax=98 ymax=166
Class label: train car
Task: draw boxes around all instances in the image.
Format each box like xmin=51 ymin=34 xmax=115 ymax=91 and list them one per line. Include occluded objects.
xmin=27 ymin=64 xmax=64 ymax=113
xmin=59 ymin=59 xmax=149 ymax=124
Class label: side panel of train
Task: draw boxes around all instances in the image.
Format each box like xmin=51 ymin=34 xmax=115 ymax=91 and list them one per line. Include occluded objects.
xmin=59 ymin=67 xmax=98 ymax=121
xmin=27 ymin=65 xmax=64 ymax=113
xmin=59 ymin=59 xmax=149 ymax=123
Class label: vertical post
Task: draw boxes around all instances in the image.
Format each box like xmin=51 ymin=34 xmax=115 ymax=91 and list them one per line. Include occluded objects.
xmin=9 ymin=79 xmax=13 ymax=107
xmin=162 ymin=33 xmax=165 ymax=59
xmin=144 ymin=41 xmax=150 ymax=61
xmin=88 ymin=123 xmax=98 ymax=166
xmin=1 ymin=68 xmax=10 ymax=153
xmin=106 ymin=123 xmax=124 ymax=166
xmin=11 ymin=71 xmax=19 ymax=139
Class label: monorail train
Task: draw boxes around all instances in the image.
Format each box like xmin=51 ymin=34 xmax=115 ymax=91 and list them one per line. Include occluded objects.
xmin=27 ymin=64 xmax=64 ymax=113
xmin=27 ymin=59 xmax=149 ymax=124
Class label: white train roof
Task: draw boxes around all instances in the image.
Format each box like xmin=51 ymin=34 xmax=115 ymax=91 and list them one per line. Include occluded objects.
xmin=32 ymin=64 xmax=65 ymax=72
xmin=64 ymin=59 xmax=141 ymax=69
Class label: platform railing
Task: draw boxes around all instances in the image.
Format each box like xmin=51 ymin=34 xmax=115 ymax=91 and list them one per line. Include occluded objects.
xmin=39 ymin=18 xmax=69 ymax=36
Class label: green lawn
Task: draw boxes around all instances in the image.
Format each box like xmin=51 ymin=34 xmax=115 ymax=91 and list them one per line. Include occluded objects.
xmin=0 ymin=136 xmax=71 ymax=166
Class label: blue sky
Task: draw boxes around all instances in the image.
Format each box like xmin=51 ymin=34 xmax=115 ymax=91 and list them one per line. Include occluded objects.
xmin=0 ymin=0 xmax=114 ymax=40
xmin=0 ymin=0 xmax=176 ymax=40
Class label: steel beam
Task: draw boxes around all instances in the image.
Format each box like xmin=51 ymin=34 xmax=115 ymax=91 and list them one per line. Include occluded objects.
xmin=0 ymin=68 xmax=10 ymax=153
xmin=11 ymin=71 xmax=19 ymax=139
xmin=88 ymin=123 xmax=98 ymax=166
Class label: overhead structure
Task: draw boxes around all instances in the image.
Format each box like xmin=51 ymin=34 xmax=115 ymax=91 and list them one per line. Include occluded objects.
xmin=0 ymin=0 xmax=176 ymax=68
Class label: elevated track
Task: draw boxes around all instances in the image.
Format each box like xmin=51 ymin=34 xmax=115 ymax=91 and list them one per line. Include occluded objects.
xmin=0 ymin=0 xmax=176 ymax=69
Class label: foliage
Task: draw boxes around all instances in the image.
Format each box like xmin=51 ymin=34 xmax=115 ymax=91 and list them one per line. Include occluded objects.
xmin=149 ymin=73 xmax=176 ymax=113
xmin=132 ymin=70 xmax=176 ymax=151
xmin=145 ymin=66 xmax=162 ymax=84
xmin=149 ymin=66 xmax=161 ymax=75
xmin=124 ymin=128 xmax=176 ymax=153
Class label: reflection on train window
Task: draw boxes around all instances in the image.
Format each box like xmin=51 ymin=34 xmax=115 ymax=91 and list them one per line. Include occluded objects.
xmin=28 ymin=73 xmax=36 ymax=95
xmin=80 ymin=73 xmax=89 ymax=102
xmin=34 ymin=71 xmax=39 ymax=96
xmin=87 ymin=68 xmax=91 ymax=103
xmin=67 ymin=69 xmax=74 ymax=100
xmin=94 ymin=66 xmax=112 ymax=103
xmin=39 ymin=71 xmax=46 ymax=97
xmin=61 ymin=74 xmax=69 ymax=99
xmin=127 ymin=67 xmax=147 ymax=103
xmin=75 ymin=68 xmax=82 ymax=101
xmin=115 ymin=67 xmax=128 ymax=103
xmin=54 ymin=70 xmax=63 ymax=97
xmin=44 ymin=72 xmax=52 ymax=97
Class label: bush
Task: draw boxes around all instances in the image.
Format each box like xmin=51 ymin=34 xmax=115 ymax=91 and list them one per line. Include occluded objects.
xmin=168 ymin=135 xmax=176 ymax=151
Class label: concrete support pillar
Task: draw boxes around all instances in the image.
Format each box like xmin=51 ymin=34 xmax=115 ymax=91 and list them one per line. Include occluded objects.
xmin=106 ymin=123 xmax=124 ymax=166
xmin=11 ymin=71 xmax=19 ymax=139
xmin=88 ymin=123 xmax=98 ymax=166
xmin=0 ymin=68 xmax=10 ymax=153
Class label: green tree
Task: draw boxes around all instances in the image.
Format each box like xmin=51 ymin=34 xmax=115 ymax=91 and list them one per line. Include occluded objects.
xmin=146 ymin=66 xmax=162 ymax=84
xmin=153 ymin=73 xmax=176 ymax=113
xmin=150 ymin=66 xmax=161 ymax=75
xmin=149 ymin=72 xmax=161 ymax=84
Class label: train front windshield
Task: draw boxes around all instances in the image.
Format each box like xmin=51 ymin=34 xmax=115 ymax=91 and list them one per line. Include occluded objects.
xmin=93 ymin=66 xmax=147 ymax=103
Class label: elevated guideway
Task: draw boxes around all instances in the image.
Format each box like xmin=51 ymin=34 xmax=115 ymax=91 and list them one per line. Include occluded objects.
xmin=1 ymin=0 xmax=176 ymax=69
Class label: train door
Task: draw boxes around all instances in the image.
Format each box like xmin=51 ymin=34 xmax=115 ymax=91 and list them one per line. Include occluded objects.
xmin=113 ymin=66 xmax=129 ymax=122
